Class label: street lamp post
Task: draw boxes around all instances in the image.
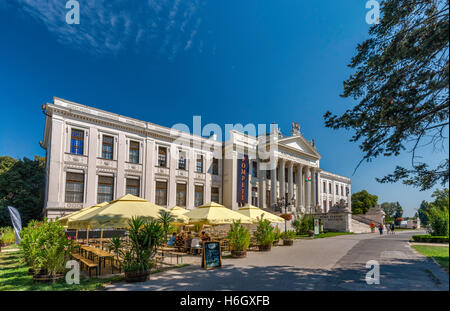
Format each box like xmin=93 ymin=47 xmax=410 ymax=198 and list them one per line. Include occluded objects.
xmin=277 ymin=196 xmax=295 ymax=232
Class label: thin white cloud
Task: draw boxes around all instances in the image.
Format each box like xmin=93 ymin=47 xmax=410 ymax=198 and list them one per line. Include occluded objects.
xmin=5 ymin=0 xmax=206 ymax=58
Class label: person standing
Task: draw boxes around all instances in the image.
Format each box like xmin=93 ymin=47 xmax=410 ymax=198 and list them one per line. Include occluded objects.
xmin=378 ymin=223 xmax=384 ymax=235
xmin=391 ymin=222 xmax=395 ymax=234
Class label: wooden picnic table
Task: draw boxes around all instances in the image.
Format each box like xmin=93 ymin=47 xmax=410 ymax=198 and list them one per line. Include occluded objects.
xmin=80 ymin=245 xmax=115 ymax=275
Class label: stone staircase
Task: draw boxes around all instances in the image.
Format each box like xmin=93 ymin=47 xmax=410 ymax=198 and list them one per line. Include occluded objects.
xmin=351 ymin=218 xmax=372 ymax=233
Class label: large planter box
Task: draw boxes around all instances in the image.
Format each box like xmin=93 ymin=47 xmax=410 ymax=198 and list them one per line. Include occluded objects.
xmin=125 ymin=271 xmax=151 ymax=283
xmin=283 ymin=239 xmax=294 ymax=246
xmin=33 ymin=272 xmax=65 ymax=283
xmin=231 ymin=250 xmax=247 ymax=258
xmin=258 ymin=244 xmax=272 ymax=252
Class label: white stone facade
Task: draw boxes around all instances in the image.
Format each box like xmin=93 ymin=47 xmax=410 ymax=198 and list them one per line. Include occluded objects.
xmin=41 ymin=97 xmax=351 ymax=219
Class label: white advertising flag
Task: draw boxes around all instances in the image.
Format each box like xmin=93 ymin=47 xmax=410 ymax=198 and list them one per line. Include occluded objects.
xmin=7 ymin=206 xmax=22 ymax=244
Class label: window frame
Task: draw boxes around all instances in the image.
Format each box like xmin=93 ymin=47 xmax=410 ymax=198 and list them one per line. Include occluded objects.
xmin=70 ymin=129 xmax=84 ymax=155
xmin=97 ymin=175 xmax=114 ymax=203
xmin=65 ymin=172 xmax=84 ymax=203
xmin=129 ymin=141 xmax=140 ymax=164
xmin=101 ymin=135 xmax=114 ymax=160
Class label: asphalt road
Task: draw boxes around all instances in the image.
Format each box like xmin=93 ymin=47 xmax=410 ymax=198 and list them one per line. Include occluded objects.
xmin=106 ymin=231 xmax=449 ymax=291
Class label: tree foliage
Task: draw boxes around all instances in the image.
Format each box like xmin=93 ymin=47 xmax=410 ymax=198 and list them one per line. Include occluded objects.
xmin=0 ymin=156 xmax=45 ymax=227
xmin=381 ymin=201 xmax=403 ymax=221
xmin=324 ymin=0 xmax=449 ymax=191
xmin=351 ymin=190 xmax=378 ymax=214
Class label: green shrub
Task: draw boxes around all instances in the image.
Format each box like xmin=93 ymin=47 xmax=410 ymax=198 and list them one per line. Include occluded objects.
xmin=292 ymin=214 xmax=314 ymax=235
xmin=0 ymin=227 xmax=16 ymax=245
xmin=254 ymin=217 xmax=275 ymax=247
xmin=123 ymin=216 xmax=164 ymax=273
xmin=19 ymin=219 xmax=74 ymax=275
xmin=226 ymin=221 xmax=251 ymax=252
xmin=412 ymin=234 xmax=449 ymax=243
xmin=280 ymin=230 xmax=296 ymax=240
xmin=426 ymin=205 xmax=449 ymax=237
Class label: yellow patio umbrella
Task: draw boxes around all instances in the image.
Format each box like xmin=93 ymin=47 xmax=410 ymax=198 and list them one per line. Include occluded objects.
xmin=184 ymin=202 xmax=252 ymax=225
xmin=59 ymin=202 xmax=109 ymax=227
xmin=236 ymin=204 xmax=284 ymax=224
xmin=68 ymin=194 xmax=188 ymax=230
xmin=170 ymin=206 xmax=189 ymax=215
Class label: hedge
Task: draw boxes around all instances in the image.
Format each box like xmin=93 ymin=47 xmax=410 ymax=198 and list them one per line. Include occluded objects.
xmin=412 ymin=234 xmax=449 ymax=243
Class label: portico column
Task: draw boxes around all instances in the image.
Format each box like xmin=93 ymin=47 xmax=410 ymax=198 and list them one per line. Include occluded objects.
xmin=258 ymin=159 xmax=265 ymax=209
xmin=279 ymin=158 xmax=286 ymax=201
xmin=347 ymin=184 xmax=352 ymax=211
xmin=270 ymin=159 xmax=277 ymax=209
xmin=296 ymin=164 xmax=303 ymax=211
xmin=305 ymin=166 xmax=311 ymax=213
xmin=288 ymin=161 xmax=294 ymax=203
xmin=311 ymin=168 xmax=317 ymax=210
xmin=317 ymin=169 xmax=322 ymax=212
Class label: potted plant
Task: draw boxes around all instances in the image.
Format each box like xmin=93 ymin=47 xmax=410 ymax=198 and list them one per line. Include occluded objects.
xmin=280 ymin=230 xmax=296 ymax=246
xmin=123 ymin=216 xmax=164 ymax=282
xmin=254 ymin=217 xmax=275 ymax=251
xmin=20 ymin=219 xmax=74 ymax=282
xmin=226 ymin=221 xmax=251 ymax=258
xmin=273 ymin=226 xmax=281 ymax=246
xmin=157 ymin=210 xmax=176 ymax=244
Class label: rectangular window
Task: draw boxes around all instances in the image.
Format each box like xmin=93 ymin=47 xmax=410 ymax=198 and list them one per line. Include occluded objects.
xmin=196 ymin=155 xmax=203 ymax=173
xmin=323 ymin=182 xmax=327 ymax=193
xmin=129 ymin=141 xmax=140 ymax=164
xmin=65 ymin=172 xmax=84 ymax=203
xmin=251 ymin=187 xmax=258 ymax=206
xmin=212 ymin=158 xmax=219 ymax=175
xmin=70 ymin=129 xmax=84 ymax=155
xmin=293 ymin=172 xmax=296 ymax=184
xmin=266 ymin=190 xmax=271 ymax=207
xmin=336 ymin=185 xmax=339 ymax=195
xmin=211 ymin=187 xmax=219 ymax=203
xmin=252 ymin=161 xmax=258 ymax=178
xmin=346 ymin=187 xmax=349 ymax=196
xmin=102 ymin=135 xmax=114 ymax=160
xmin=158 ymin=147 xmax=167 ymax=167
xmin=341 ymin=186 xmax=344 ymax=196
xmin=155 ymin=181 xmax=168 ymax=206
xmin=329 ymin=183 xmax=332 ymax=194
xmin=285 ymin=168 xmax=288 ymax=183
xmin=176 ymin=183 xmax=187 ymax=207
xmin=178 ymin=151 xmax=186 ymax=170
xmin=266 ymin=170 xmax=271 ymax=179
xmin=126 ymin=178 xmax=140 ymax=196
xmin=97 ymin=176 xmax=114 ymax=203
xmin=323 ymin=200 xmax=327 ymax=210
xmin=194 ymin=185 xmax=204 ymax=207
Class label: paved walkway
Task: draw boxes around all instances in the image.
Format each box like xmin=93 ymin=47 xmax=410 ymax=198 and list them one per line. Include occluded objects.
xmin=105 ymin=231 xmax=449 ymax=291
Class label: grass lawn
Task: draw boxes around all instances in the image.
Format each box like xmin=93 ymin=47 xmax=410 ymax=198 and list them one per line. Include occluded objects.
xmin=296 ymin=232 xmax=354 ymax=239
xmin=412 ymin=245 xmax=449 ymax=272
xmin=0 ymin=249 xmax=189 ymax=291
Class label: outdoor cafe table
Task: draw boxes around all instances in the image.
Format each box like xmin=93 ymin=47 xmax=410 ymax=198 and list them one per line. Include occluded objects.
xmin=80 ymin=245 xmax=115 ymax=275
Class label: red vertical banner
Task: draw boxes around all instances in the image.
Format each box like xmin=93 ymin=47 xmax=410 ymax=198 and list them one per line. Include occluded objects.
xmin=237 ymin=155 xmax=249 ymax=204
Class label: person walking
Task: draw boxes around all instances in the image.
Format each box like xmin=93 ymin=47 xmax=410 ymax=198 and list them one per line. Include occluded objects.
xmin=391 ymin=222 xmax=395 ymax=234
xmin=378 ymin=223 xmax=384 ymax=235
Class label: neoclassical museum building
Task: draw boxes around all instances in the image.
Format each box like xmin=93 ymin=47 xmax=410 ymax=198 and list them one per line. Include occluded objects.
xmin=41 ymin=97 xmax=351 ymax=219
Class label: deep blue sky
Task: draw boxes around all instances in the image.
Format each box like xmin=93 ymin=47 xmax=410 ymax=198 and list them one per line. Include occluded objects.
xmin=0 ymin=1 xmax=447 ymax=216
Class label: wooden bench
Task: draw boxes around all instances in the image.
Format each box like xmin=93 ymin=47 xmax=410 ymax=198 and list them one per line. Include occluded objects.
xmin=168 ymin=251 xmax=185 ymax=264
xmin=71 ymin=253 xmax=98 ymax=277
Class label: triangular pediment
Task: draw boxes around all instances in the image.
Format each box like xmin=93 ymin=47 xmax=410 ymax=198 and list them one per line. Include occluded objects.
xmin=278 ymin=135 xmax=321 ymax=159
